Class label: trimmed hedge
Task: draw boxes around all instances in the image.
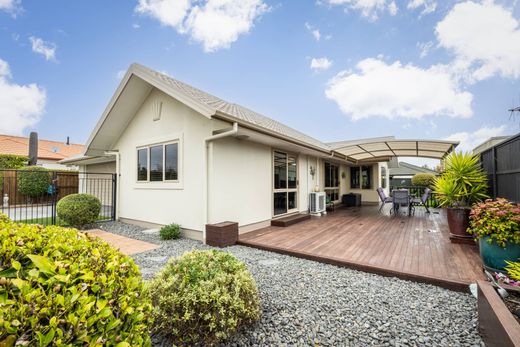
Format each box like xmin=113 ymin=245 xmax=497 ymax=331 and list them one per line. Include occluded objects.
xmin=0 ymin=213 xmax=152 ymax=346
xmin=159 ymin=224 xmax=181 ymax=240
xmin=17 ymin=166 xmax=50 ymax=198
xmin=57 ymin=194 xmax=101 ymax=228
xmin=148 ymin=250 xmax=260 ymax=345
xmin=411 ymin=173 xmax=436 ymax=188
xmin=0 ymin=154 xmax=27 ymax=169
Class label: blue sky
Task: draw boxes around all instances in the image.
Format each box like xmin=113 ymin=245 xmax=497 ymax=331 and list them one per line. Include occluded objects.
xmin=1 ymin=0 xmax=520 ymax=167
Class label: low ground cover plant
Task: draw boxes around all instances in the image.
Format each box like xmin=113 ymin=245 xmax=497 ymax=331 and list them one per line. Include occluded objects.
xmin=148 ymin=250 xmax=260 ymax=345
xmin=159 ymin=223 xmax=181 ymax=240
xmin=56 ymin=193 xmax=101 ymax=228
xmin=0 ymin=213 xmax=152 ymax=346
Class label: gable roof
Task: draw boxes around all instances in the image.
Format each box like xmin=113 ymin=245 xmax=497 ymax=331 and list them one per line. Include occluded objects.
xmin=85 ymin=63 xmax=331 ymax=156
xmin=0 ymin=134 xmax=85 ymax=161
xmin=389 ymin=161 xmax=439 ymax=176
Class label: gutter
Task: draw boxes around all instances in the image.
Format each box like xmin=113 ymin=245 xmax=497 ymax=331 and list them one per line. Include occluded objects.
xmin=104 ymin=151 xmax=120 ymax=220
xmin=202 ymin=122 xmax=239 ymax=243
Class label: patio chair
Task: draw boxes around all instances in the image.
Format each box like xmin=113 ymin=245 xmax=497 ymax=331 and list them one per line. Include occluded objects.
xmin=411 ymin=188 xmax=432 ymax=214
xmin=392 ymin=189 xmax=411 ymax=216
xmin=376 ymin=187 xmax=392 ymax=212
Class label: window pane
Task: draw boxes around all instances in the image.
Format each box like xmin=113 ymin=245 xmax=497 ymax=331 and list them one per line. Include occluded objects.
xmin=137 ymin=149 xmax=148 ymax=181
xmin=333 ymin=164 xmax=339 ymax=187
xmin=325 ymin=163 xmax=331 ymax=187
xmin=165 ymin=143 xmax=178 ymax=180
xmin=288 ymin=191 xmax=297 ymax=210
xmin=288 ymin=156 xmax=297 ymax=189
xmin=274 ymin=192 xmax=287 ymax=215
xmin=351 ymin=167 xmax=360 ymax=188
xmin=150 ymin=145 xmax=163 ymax=181
xmin=362 ymin=165 xmax=372 ymax=189
xmin=274 ymin=151 xmax=287 ymax=189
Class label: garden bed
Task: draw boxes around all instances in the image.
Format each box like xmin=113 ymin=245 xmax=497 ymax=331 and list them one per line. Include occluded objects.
xmin=477 ymin=280 xmax=520 ymax=347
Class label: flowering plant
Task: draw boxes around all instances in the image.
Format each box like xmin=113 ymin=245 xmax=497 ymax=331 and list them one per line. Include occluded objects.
xmin=468 ymin=198 xmax=520 ymax=247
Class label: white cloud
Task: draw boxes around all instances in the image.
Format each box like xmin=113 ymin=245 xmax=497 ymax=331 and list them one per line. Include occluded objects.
xmin=417 ymin=41 xmax=433 ymax=58
xmin=132 ymin=23 xmax=141 ymax=29
xmin=444 ymin=125 xmax=508 ymax=152
xmin=321 ymin=0 xmax=398 ymax=21
xmin=436 ymin=1 xmax=520 ymax=82
xmin=136 ymin=0 xmax=269 ymax=52
xmin=310 ymin=57 xmax=333 ymax=71
xmin=325 ymin=58 xmax=473 ymax=120
xmin=0 ymin=58 xmax=46 ymax=135
xmin=407 ymin=0 xmax=436 ymax=16
xmin=29 ymin=36 xmax=57 ymax=61
xmin=305 ymin=22 xmax=321 ymax=41
xmin=0 ymin=0 xmax=21 ymax=16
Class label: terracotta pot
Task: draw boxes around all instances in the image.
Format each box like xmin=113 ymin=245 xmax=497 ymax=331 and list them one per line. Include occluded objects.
xmin=447 ymin=207 xmax=473 ymax=242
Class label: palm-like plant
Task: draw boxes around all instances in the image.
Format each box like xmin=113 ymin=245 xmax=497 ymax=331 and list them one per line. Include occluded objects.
xmin=433 ymin=152 xmax=488 ymax=208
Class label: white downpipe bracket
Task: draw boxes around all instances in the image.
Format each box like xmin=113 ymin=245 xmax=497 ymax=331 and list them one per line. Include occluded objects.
xmin=202 ymin=122 xmax=238 ymax=243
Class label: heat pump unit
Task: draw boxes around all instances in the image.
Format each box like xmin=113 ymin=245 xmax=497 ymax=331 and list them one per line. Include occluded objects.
xmin=309 ymin=192 xmax=326 ymax=214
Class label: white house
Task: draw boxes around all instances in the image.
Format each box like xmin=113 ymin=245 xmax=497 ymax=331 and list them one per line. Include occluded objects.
xmin=62 ymin=64 xmax=458 ymax=241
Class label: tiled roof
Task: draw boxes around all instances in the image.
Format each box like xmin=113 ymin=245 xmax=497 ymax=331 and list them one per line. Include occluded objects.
xmin=140 ymin=65 xmax=331 ymax=152
xmin=0 ymin=134 xmax=85 ymax=160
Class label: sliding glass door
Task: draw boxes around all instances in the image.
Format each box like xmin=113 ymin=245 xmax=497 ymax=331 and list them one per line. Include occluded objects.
xmin=273 ymin=151 xmax=298 ymax=216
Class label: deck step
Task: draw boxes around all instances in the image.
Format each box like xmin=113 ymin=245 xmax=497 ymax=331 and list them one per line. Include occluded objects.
xmin=271 ymin=213 xmax=310 ymax=227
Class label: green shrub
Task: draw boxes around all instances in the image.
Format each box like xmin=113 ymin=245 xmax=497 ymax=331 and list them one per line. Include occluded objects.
xmin=17 ymin=166 xmax=50 ymax=198
xmin=0 ymin=216 xmax=152 ymax=346
xmin=468 ymin=198 xmax=520 ymax=247
xmin=411 ymin=173 xmax=436 ymax=188
xmin=57 ymin=194 xmax=101 ymax=228
xmin=159 ymin=223 xmax=181 ymax=240
xmin=0 ymin=154 xmax=27 ymax=169
xmin=148 ymin=250 xmax=260 ymax=345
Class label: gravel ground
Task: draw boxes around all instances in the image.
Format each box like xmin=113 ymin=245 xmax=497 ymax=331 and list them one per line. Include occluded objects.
xmin=95 ymin=221 xmax=483 ymax=347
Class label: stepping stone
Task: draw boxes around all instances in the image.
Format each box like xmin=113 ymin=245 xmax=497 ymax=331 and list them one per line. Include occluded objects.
xmin=142 ymin=228 xmax=160 ymax=234
xmin=84 ymin=229 xmax=160 ymax=255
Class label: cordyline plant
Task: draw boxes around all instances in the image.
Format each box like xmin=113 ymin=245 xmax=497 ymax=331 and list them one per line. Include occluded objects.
xmin=433 ymin=152 xmax=488 ymax=208
xmin=468 ymin=198 xmax=520 ymax=247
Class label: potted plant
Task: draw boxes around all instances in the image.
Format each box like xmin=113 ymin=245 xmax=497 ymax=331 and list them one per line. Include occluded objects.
xmin=469 ymin=198 xmax=520 ymax=272
xmin=433 ymin=152 xmax=488 ymax=243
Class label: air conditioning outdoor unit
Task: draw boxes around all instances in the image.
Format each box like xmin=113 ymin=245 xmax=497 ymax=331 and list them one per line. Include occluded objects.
xmin=309 ymin=192 xmax=326 ymax=215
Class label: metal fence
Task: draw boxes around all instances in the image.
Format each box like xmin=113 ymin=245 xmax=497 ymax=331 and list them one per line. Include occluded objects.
xmin=480 ymin=133 xmax=520 ymax=203
xmin=0 ymin=169 xmax=116 ymax=225
xmin=389 ymin=185 xmax=439 ymax=207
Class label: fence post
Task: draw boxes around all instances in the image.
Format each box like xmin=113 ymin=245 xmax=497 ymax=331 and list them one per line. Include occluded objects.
xmin=111 ymin=173 xmax=117 ymax=221
xmin=51 ymin=171 xmax=58 ymax=225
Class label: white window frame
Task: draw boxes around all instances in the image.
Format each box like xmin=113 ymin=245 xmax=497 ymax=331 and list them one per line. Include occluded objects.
xmin=136 ymin=140 xmax=179 ymax=183
xmin=324 ymin=162 xmax=340 ymax=202
xmin=272 ymin=149 xmax=298 ymax=216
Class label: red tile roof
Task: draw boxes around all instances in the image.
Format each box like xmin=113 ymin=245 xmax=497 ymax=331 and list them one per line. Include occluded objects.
xmin=0 ymin=134 xmax=85 ymax=161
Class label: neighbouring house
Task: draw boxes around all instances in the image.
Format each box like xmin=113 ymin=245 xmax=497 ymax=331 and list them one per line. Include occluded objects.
xmin=61 ymin=63 xmax=458 ymax=241
xmin=388 ymin=161 xmax=439 ymax=188
xmin=472 ymin=136 xmax=510 ymax=155
xmin=0 ymin=134 xmax=84 ymax=170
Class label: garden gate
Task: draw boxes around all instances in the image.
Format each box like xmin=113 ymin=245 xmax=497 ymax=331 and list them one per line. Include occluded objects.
xmin=0 ymin=169 xmax=116 ymax=225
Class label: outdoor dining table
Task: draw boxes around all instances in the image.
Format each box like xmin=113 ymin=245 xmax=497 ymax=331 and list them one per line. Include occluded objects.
xmin=391 ymin=189 xmax=415 ymax=216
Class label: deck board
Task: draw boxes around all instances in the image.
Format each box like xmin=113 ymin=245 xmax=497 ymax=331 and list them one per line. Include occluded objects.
xmin=238 ymin=206 xmax=484 ymax=291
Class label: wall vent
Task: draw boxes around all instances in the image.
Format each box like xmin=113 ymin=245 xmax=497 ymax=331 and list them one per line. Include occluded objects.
xmin=152 ymin=100 xmax=163 ymax=121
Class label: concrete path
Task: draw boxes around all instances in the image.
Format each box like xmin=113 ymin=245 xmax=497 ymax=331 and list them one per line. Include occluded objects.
xmin=85 ymin=229 xmax=160 ymax=255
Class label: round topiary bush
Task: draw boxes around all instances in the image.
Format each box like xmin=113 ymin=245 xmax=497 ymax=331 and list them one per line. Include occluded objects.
xmin=159 ymin=223 xmax=181 ymax=240
xmin=148 ymin=250 xmax=260 ymax=345
xmin=411 ymin=173 xmax=436 ymax=188
xmin=0 ymin=215 xmax=152 ymax=345
xmin=57 ymin=194 xmax=101 ymax=228
xmin=17 ymin=166 xmax=50 ymax=197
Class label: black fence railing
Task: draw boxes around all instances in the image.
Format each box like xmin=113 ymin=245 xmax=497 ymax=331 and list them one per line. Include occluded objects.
xmin=389 ymin=185 xmax=439 ymax=207
xmin=480 ymin=133 xmax=520 ymax=203
xmin=0 ymin=169 xmax=116 ymax=226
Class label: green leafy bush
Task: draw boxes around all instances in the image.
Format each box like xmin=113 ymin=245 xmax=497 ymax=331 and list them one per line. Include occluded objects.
xmin=468 ymin=198 xmax=520 ymax=247
xmin=0 ymin=154 xmax=27 ymax=169
xmin=57 ymin=194 xmax=101 ymax=228
xmin=159 ymin=223 xmax=181 ymax=240
xmin=0 ymin=214 xmax=152 ymax=346
xmin=148 ymin=250 xmax=260 ymax=345
xmin=433 ymin=152 xmax=488 ymax=208
xmin=17 ymin=166 xmax=50 ymax=198
xmin=411 ymin=173 xmax=436 ymax=188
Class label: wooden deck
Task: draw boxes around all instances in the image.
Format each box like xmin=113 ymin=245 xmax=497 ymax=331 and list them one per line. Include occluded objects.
xmin=238 ymin=206 xmax=484 ymax=292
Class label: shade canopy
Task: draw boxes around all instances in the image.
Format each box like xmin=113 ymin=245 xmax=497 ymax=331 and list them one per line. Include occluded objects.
xmin=330 ymin=138 xmax=458 ymax=163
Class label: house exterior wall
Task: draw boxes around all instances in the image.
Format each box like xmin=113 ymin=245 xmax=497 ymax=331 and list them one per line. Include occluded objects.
xmin=112 ymin=89 xmax=212 ymax=237
xmin=78 ymin=161 xmax=116 ymax=207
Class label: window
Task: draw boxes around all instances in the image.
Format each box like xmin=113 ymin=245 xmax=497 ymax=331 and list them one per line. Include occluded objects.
xmin=361 ymin=165 xmax=372 ymax=189
xmin=350 ymin=167 xmax=360 ymax=189
xmin=273 ymin=151 xmax=298 ymax=215
xmin=137 ymin=141 xmax=179 ymax=182
xmin=325 ymin=162 xmax=340 ymax=202
xmin=380 ymin=166 xmax=387 ymax=189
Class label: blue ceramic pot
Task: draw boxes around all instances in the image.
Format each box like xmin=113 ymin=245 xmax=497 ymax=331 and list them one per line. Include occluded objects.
xmin=479 ymin=236 xmax=520 ymax=272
